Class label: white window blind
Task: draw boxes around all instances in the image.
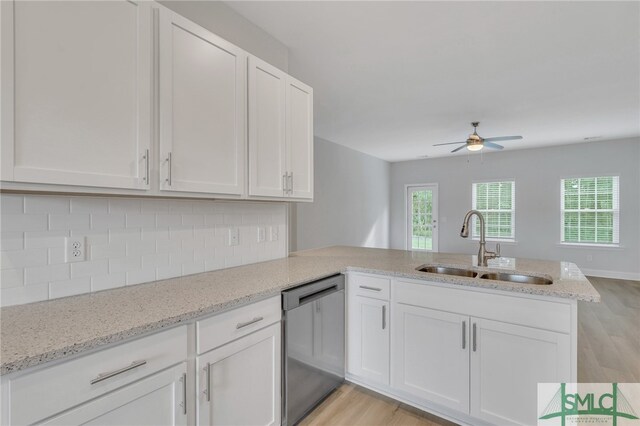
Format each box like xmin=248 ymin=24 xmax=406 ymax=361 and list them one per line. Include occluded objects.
xmin=472 ymin=181 xmax=515 ymax=240
xmin=561 ymin=176 xmax=619 ymax=245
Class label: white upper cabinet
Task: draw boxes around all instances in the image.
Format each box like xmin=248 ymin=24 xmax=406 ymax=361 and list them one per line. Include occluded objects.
xmin=158 ymin=8 xmax=246 ymax=196
xmin=1 ymin=0 xmax=152 ymax=190
xmin=248 ymin=56 xmax=314 ymax=200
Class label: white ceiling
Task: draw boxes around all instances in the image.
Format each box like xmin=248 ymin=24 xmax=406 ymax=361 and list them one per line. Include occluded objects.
xmin=227 ymin=1 xmax=640 ymax=162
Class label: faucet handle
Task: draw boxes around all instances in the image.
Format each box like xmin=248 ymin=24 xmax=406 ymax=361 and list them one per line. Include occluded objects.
xmin=495 ymin=243 xmax=501 ymax=257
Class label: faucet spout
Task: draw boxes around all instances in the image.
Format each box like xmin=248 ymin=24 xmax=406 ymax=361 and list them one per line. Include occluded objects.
xmin=460 ymin=210 xmax=499 ymax=267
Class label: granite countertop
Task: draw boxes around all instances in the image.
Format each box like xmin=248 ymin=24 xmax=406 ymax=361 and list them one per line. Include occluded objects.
xmin=0 ymin=246 xmax=600 ymax=375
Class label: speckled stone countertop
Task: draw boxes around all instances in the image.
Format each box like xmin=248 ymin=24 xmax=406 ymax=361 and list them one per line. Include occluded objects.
xmin=0 ymin=246 xmax=600 ymax=375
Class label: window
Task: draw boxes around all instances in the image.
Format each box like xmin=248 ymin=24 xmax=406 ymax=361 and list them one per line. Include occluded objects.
xmin=472 ymin=181 xmax=515 ymax=240
xmin=561 ymin=176 xmax=619 ymax=245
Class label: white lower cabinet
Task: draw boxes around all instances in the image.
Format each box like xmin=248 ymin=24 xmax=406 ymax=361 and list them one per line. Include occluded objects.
xmin=347 ymin=295 xmax=390 ymax=386
xmin=470 ymin=318 xmax=570 ymax=426
xmin=196 ymin=322 xmax=281 ymax=426
xmin=42 ymin=363 xmax=187 ymax=426
xmin=347 ymin=273 xmax=575 ymax=426
xmin=391 ymin=303 xmax=469 ymax=413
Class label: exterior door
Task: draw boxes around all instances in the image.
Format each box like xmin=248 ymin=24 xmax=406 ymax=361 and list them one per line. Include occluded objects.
xmin=2 ymin=0 xmax=151 ymax=189
xmin=407 ymin=184 xmax=439 ymax=252
xmin=391 ymin=303 xmax=469 ymax=413
xmin=41 ymin=364 xmax=187 ymax=426
xmin=470 ymin=318 xmax=571 ymax=426
xmin=159 ymin=8 xmax=246 ymax=195
xmin=197 ymin=323 xmax=281 ymax=426
xmin=347 ymin=296 xmax=390 ymax=386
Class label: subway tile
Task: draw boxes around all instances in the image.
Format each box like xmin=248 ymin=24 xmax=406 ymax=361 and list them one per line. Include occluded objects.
xmin=90 ymin=242 xmax=126 ymax=260
xmin=49 ymin=214 xmax=90 ymax=231
xmin=156 ymin=238 xmax=181 ymax=254
xmin=109 ymin=198 xmax=142 ymax=213
xmin=204 ymin=258 xmax=225 ymax=271
xmin=170 ymin=250 xmax=194 ymax=265
xmin=182 ymin=261 xmax=205 ymax=276
xmin=156 ymin=264 xmax=181 ymax=280
xmin=109 ymin=228 xmax=141 ymax=244
xmin=91 ymin=214 xmax=125 ymax=230
xmin=126 ymin=213 xmax=155 ymax=228
xmin=0 ymin=195 xmax=24 ymax=214
xmin=224 ymin=256 xmax=242 ymax=268
xmin=142 ymin=228 xmax=169 ymax=241
xmin=1 ymin=231 xmax=24 ymax=251
xmin=182 ymin=214 xmax=204 ymax=227
xmin=48 ymin=247 xmax=66 ymax=265
xmin=2 ymin=214 xmax=48 ymax=232
xmin=194 ymin=248 xmax=215 ymax=263
xmin=70 ymin=197 xmax=109 ymax=213
xmin=205 ymin=214 xmax=224 ymax=226
xmin=1 ymin=283 xmax=48 ymax=307
xmin=1 ymin=248 xmax=48 ymax=269
xmin=127 ymin=239 xmax=156 ymax=257
xmin=192 ymin=201 xmax=218 ymax=214
xmin=49 ymin=277 xmax=91 ymax=299
xmin=91 ymin=273 xmax=126 ymax=292
xmin=1 ymin=268 xmax=24 ymax=289
xmin=169 ymin=227 xmax=193 ymax=240
xmin=71 ymin=259 xmax=109 ymax=278
xmin=24 ymin=230 xmax=68 ymax=249
xmin=25 ymin=264 xmax=70 ymax=285
xmin=142 ymin=252 xmax=170 ymax=268
xmin=156 ymin=214 xmax=182 ymax=228
xmin=126 ymin=268 xmax=156 ymax=286
xmin=24 ymin=196 xmax=70 ymax=214
xmin=168 ymin=200 xmax=193 ymax=214
xmin=109 ymin=256 xmax=142 ymax=274
xmin=141 ymin=199 xmax=168 ymax=214
xmin=182 ymin=237 xmax=205 ymax=251
xmin=76 ymin=230 xmax=109 ymax=246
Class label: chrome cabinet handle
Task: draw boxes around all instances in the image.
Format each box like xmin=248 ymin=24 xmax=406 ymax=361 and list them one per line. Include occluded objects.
xmin=181 ymin=372 xmax=187 ymax=415
xmin=473 ymin=323 xmax=477 ymax=352
xmin=462 ymin=320 xmax=466 ymax=349
xmin=382 ymin=305 xmax=386 ymax=330
xmin=236 ymin=316 xmax=264 ymax=329
xmin=90 ymin=360 xmax=147 ymax=385
xmin=166 ymin=152 xmax=172 ymax=186
xmin=143 ymin=149 xmax=150 ymax=184
xmin=283 ymin=173 xmax=288 ymax=195
xmin=359 ymin=285 xmax=382 ymax=292
xmin=288 ymin=172 xmax=293 ymax=194
xmin=205 ymin=362 xmax=211 ymax=402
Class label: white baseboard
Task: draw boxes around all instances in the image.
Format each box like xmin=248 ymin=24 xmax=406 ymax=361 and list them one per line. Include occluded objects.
xmin=581 ymin=268 xmax=640 ymax=281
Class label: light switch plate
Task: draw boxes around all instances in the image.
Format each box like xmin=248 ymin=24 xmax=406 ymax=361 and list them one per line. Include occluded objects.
xmin=228 ymin=228 xmax=239 ymax=246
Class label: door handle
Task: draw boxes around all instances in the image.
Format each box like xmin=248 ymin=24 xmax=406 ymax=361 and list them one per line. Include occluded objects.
xmin=204 ymin=362 xmax=211 ymax=402
xmin=165 ymin=152 xmax=172 ymax=186
xmin=283 ymin=173 xmax=288 ymax=195
xmin=143 ymin=149 xmax=150 ymax=184
xmin=288 ymin=172 xmax=293 ymax=194
xmin=181 ymin=372 xmax=187 ymax=415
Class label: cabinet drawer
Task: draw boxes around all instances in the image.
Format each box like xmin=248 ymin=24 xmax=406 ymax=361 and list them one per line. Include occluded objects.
xmin=9 ymin=326 xmax=187 ymax=426
xmin=349 ymin=273 xmax=390 ymax=300
xmin=394 ymin=279 xmax=572 ymax=333
xmin=197 ymin=296 xmax=281 ymax=354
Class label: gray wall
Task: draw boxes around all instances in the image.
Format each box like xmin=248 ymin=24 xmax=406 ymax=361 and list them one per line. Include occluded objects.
xmin=293 ymin=138 xmax=390 ymax=251
xmin=159 ymin=1 xmax=288 ymax=71
xmin=390 ymin=138 xmax=640 ymax=278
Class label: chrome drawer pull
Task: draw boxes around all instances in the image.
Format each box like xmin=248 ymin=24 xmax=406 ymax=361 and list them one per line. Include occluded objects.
xmin=90 ymin=360 xmax=147 ymax=385
xmin=205 ymin=362 xmax=211 ymax=402
xmin=181 ymin=372 xmax=187 ymax=415
xmin=359 ymin=285 xmax=382 ymax=292
xmin=236 ymin=316 xmax=264 ymax=329
xmin=382 ymin=305 xmax=386 ymax=330
xmin=462 ymin=321 xmax=466 ymax=349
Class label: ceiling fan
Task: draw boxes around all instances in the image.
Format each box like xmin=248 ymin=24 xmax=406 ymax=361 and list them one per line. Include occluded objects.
xmin=433 ymin=122 xmax=523 ymax=153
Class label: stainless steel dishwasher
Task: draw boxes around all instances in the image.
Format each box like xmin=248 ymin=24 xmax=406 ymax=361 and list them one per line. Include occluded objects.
xmin=282 ymin=274 xmax=345 ymax=426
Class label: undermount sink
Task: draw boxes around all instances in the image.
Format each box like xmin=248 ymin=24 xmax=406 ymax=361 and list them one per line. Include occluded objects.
xmin=479 ymin=272 xmax=553 ymax=285
xmin=417 ymin=265 xmax=478 ymax=278
xmin=416 ymin=265 xmax=553 ymax=285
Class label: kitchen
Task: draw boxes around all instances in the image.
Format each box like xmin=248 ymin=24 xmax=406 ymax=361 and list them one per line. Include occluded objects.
xmin=1 ymin=1 xmax=639 ymax=426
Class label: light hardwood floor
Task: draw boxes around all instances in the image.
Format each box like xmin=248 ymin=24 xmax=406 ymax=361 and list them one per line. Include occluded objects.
xmin=302 ymin=276 xmax=639 ymax=426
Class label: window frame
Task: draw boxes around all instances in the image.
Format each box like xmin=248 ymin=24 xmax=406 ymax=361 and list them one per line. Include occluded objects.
xmin=471 ymin=179 xmax=516 ymax=242
xmin=560 ymin=175 xmax=620 ymax=247
xmin=405 ymin=183 xmax=439 ymax=252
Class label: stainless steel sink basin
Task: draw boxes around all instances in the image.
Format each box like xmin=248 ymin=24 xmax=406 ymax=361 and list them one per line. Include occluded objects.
xmin=417 ymin=265 xmax=478 ymax=278
xmin=479 ymin=272 xmax=552 ymax=285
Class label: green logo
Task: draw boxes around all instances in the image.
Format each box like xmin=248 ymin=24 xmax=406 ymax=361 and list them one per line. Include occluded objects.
xmin=539 ymin=383 xmax=639 ymax=426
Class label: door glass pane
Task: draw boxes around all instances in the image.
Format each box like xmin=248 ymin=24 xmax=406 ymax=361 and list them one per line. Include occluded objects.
xmin=411 ymin=190 xmax=433 ymax=250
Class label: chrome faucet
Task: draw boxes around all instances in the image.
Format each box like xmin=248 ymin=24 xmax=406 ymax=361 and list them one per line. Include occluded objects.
xmin=460 ymin=210 xmax=500 ymax=267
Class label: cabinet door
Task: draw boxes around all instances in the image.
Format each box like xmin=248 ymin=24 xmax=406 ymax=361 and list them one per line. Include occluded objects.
xmin=248 ymin=56 xmax=287 ymax=198
xmin=391 ymin=303 xmax=469 ymax=413
xmin=470 ymin=318 xmax=570 ymax=426
xmin=159 ymin=9 xmax=246 ymax=195
xmin=41 ymin=363 xmax=187 ymax=426
xmin=286 ymin=77 xmax=313 ymax=200
xmin=197 ymin=323 xmax=281 ymax=426
xmin=348 ymin=296 xmax=389 ymax=386
xmin=1 ymin=0 xmax=151 ymax=189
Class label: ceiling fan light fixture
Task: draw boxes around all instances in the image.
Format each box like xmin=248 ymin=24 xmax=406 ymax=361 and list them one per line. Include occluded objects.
xmin=466 ymin=141 xmax=484 ymax=151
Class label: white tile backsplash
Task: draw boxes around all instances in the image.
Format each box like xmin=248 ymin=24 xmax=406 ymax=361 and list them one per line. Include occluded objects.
xmin=0 ymin=194 xmax=288 ymax=307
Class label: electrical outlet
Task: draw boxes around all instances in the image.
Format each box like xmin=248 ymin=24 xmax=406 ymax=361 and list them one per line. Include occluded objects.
xmin=228 ymin=228 xmax=239 ymax=246
xmin=257 ymin=227 xmax=266 ymax=243
xmin=269 ymin=226 xmax=279 ymax=242
xmin=65 ymin=236 xmax=86 ymax=263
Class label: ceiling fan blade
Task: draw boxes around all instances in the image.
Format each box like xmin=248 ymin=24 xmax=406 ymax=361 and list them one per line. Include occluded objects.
xmin=483 ymin=142 xmax=504 ymax=150
xmin=451 ymin=144 xmax=467 ymax=153
xmin=433 ymin=141 xmax=467 ymax=146
xmin=482 ymin=136 xmax=523 ymax=142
